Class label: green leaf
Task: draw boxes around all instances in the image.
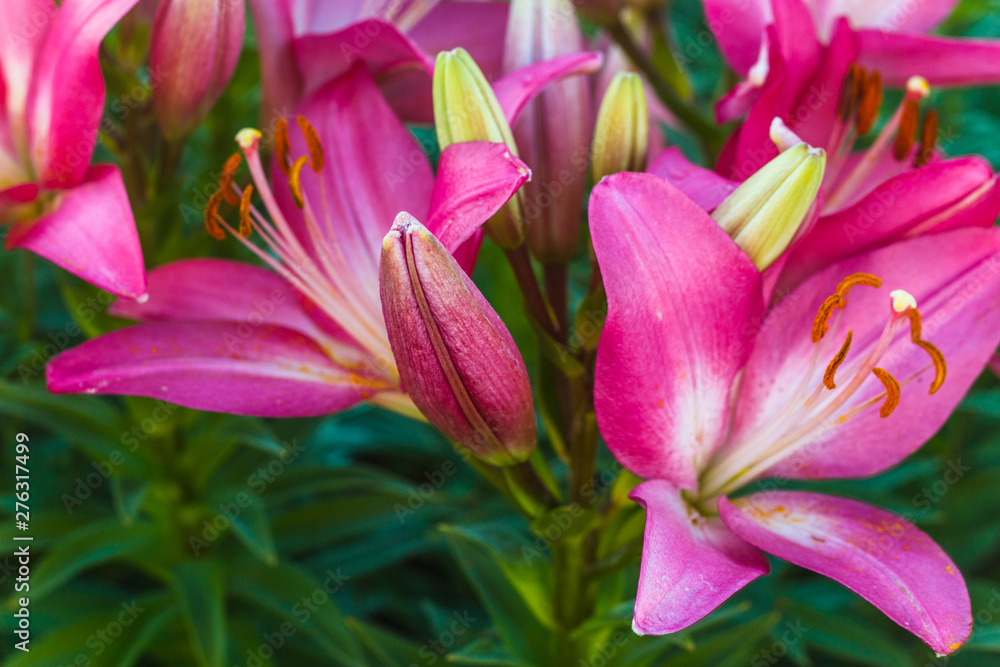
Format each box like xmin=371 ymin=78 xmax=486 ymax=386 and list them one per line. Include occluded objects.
xmin=207 ymin=490 xmax=277 ymax=565
xmin=967 ymin=623 xmax=1000 ymax=653
xmin=228 ymin=558 xmax=364 ymax=665
xmin=171 ymin=560 xmax=227 ymax=667
xmin=785 ymin=602 xmax=913 ymax=665
xmin=347 ymin=617 xmax=425 ymax=666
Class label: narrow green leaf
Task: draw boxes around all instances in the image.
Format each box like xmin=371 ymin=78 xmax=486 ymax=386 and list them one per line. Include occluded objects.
xmin=170 ymin=560 xmax=227 ymax=667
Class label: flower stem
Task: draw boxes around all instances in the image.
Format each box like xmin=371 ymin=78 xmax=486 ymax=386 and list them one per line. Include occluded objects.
xmin=505 ymin=244 xmax=560 ymax=339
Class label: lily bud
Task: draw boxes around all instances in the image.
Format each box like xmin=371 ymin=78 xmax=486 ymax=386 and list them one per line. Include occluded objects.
xmin=433 ymin=49 xmax=525 ymax=248
xmin=711 ymin=142 xmax=826 ymax=270
xmin=504 ymin=0 xmax=590 ymax=263
xmin=380 ymin=212 xmax=537 ymax=465
xmin=151 ymin=0 xmax=245 ymax=138
xmin=591 ymin=72 xmax=649 ymax=184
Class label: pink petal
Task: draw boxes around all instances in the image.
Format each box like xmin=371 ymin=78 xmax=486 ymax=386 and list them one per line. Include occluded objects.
xmin=0 ymin=0 xmax=53 ymax=142
xmin=46 ymin=321 xmax=390 ymax=417
xmin=590 ymin=173 xmax=764 ymax=489
xmin=630 ymin=480 xmax=769 ymax=634
xmin=409 ymin=2 xmax=510 ymax=81
xmin=493 ymin=52 xmax=604 ymax=127
xmin=108 ymin=259 xmax=363 ymax=358
xmin=291 ymin=19 xmax=434 ymax=117
xmin=248 ymin=0 xmax=302 ymax=114
xmin=719 ymin=491 xmax=971 ymax=655
xmin=27 ymin=0 xmax=141 ymax=188
xmin=729 ymin=228 xmax=1000 ymax=480
xmin=276 ymin=66 xmax=435 ymax=307
xmin=702 ymin=0 xmax=770 ymax=75
xmin=647 ymin=147 xmax=738 ymax=211
xmin=837 ymin=0 xmax=958 ymax=35
xmin=782 ymin=157 xmax=1000 ymax=287
xmin=6 ymin=165 xmax=146 ymax=298
xmin=425 ymin=142 xmax=530 ymax=254
xmin=857 ymin=30 xmax=1000 ymax=87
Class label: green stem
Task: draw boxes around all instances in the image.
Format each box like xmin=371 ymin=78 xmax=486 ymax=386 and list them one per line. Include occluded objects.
xmin=605 ymin=17 xmax=725 ymax=158
xmin=505 ymin=244 xmax=559 ymax=339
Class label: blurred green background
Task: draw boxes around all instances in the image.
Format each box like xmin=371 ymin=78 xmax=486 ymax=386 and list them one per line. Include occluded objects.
xmin=2 ymin=1 xmax=1000 ymax=665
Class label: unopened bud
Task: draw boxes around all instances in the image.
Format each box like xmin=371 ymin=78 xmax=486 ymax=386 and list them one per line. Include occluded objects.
xmin=151 ymin=0 xmax=245 ymax=138
xmin=380 ymin=213 xmax=537 ymax=465
xmin=712 ymin=142 xmax=826 ymax=270
xmin=433 ymin=48 xmax=525 ymax=248
xmin=591 ymin=72 xmax=649 ymax=183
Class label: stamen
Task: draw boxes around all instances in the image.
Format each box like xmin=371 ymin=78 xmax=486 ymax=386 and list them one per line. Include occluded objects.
xmin=915 ymin=110 xmax=938 ymax=168
xmin=297 ymin=116 xmax=324 ymax=172
xmin=856 ymin=71 xmax=882 ymax=135
xmin=204 ymin=190 xmax=225 ymax=240
xmin=288 ymin=155 xmax=310 ymax=209
xmin=824 ymin=330 xmax=853 ymax=390
xmin=871 ymin=367 xmax=901 ymax=417
xmin=902 ymin=303 xmax=947 ymax=393
xmin=811 ymin=294 xmax=843 ymax=343
xmin=836 ymin=272 xmax=882 ymax=304
xmin=836 ymin=63 xmax=861 ymax=123
xmin=239 ymin=184 xmax=254 ymax=238
xmin=893 ymin=98 xmax=919 ymax=160
xmin=219 ymin=152 xmax=243 ymax=205
xmin=274 ymin=118 xmax=291 ymax=177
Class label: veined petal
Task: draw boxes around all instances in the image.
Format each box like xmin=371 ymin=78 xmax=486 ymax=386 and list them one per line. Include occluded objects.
xmin=6 ymin=165 xmax=146 ymax=298
xmin=590 ymin=173 xmax=764 ymax=489
xmin=782 ymin=157 xmax=1000 ymax=288
xmin=425 ymin=142 xmax=530 ymax=255
xmin=648 ymin=147 xmax=739 ymax=211
xmin=492 ymin=52 xmax=603 ymax=127
xmin=631 ymin=480 xmax=770 ymax=634
xmin=27 ymin=0 xmax=141 ymax=188
xmin=719 ymin=492 xmax=971 ymax=656
xmin=857 ymin=30 xmax=1000 ymax=87
xmin=46 ymin=321 xmax=390 ymax=417
xmin=409 ymin=2 xmax=509 ymax=81
xmin=728 ymin=228 xmax=1000 ymax=481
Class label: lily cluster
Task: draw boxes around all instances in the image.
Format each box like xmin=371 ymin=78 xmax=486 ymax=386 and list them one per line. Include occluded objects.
xmin=7 ymin=0 xmax=1000 ymax=659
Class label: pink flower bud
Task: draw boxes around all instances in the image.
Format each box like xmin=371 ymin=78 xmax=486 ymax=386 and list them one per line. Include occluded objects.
xmin=504 ymin=0 xmax=592 ymax=263
xmin=380 ymin=213 xmax=537 ymax=465
xmin=151 ymin=0 xmax=245 ymax=138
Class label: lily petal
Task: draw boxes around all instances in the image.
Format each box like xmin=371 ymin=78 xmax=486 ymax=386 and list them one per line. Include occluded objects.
xmin=703 ymin=0 xmax=770 ymax=76
xmin=28 ymin=0 xmax=141 ymax=188
xmin=631 ymin=480 xmax=770 ymax=635
xmin=409 ymin=2 xmax=510 ymax=81
xmin=47 ymin=321 xmax=389 ymax=417
xmin=425 ymin=142 xmax=530 ymax=254
xmin=782 ymin=157 xmax=1000 ymax=288
xmin=857 ymin=30 xmax=1000 ymax=87
xmin=647 ymin=147 xmax=738 ymax=211
xmin=6 ymin=165 xmax=145 ymax=298
xmin=590 ymin=173 xmax=764 ymax=489
xmin=719 ymin=491 xmax=971 ymax=656
xmin=493 ymin=52 xmax=604 ymax=126
xmin=729 ymin=228 xmax=1000 ymax=480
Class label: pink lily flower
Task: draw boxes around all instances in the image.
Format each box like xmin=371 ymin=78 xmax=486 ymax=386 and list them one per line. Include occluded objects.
xmin=249 ymin=0 xmax=512 ymax=122
xmin=705 ymin=0 xmax=1000 ymax=88
xmin=1 ymin=0 xmax=146 ymax=298
xmin=590 ymin=172 xmax=1000 ymax=654
xmin=658 ymin=1 xmax=1000 ymax=291
xmin=45 ymin=50 xmax=599 ymax=418
xmin=46 ymin=66 xmax=531 ymax=418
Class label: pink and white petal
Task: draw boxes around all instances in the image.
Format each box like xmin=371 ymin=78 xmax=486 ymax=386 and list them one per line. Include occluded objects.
xmin=702 ymin=0 xmax=771 ymax=75
xmin=857 ymin=30 xmax=1000 ymax=87
xmin=630 ymin=480 xmax=770 ymax=634
xmin=425 ymin=142 xmax=529 ymax=253
xmin=729 ymin=228 xmax=1000 ymax=480
xmin=291 ymin=19 xmax=434 ymax=111
xmin=409 ymin=1 xmax=510 ymax=81
xmin=28 ymin=0 xmax=141 ymax=188
xmin=590 ymin=173 xmax=764 ymax=489
xmin=782 ymin=157 xmax=1000 ymax=287
xmin=108 ymin=258 xmax=364 ymax=356
xmin=46 ymin=321 xmax=392 ymax=417
xmin=646 ymin=147 xmax=739 ymax=211
xmin=6 ymin=165 xmax=145 ymax=298
xmin=0 ymin=0 xmax=53 ymax=139
xmin=493 ymin=52 xmax=604 ymax=127
xmin=719 ymin=492 xmax=971 ymax=655
xmin=846 ymin=0 xmax=958 ymax=35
